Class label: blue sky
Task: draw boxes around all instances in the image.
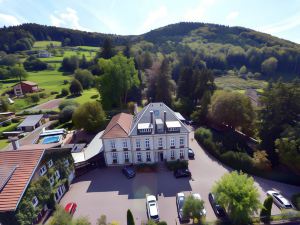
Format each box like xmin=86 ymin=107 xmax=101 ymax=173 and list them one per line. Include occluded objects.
xmin=0 ymin=0 xmax=300 ymax=43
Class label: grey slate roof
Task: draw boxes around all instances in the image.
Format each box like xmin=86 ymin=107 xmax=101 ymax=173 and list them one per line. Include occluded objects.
xmin=129 ymin=102 xmax=189 ymax=136
xmin=17 ymin=114 xmax=43 ymax=128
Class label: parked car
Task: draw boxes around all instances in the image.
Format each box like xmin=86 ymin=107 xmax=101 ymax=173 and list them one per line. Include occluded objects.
xmin=146 ymin=195 xmax=159 ymax=222
xmin=192 ymin=193 xmax=206 ymax=217
xmin=174 ymin=168 xmax=191 ymax=178
xmin=267 ymin=190 xmax=294 ymax=209
xmin=176 ymin=192 xmax=189 ymax=222
xmin=208 ymin=193 xmax=227 ymax=219
xmin=188 ymin=148 xmax=195 ymax=159
xmin=64 ymin=202 xmax=77 ymax=215
xmin=122 ymin=166 xmax=136 ymax=178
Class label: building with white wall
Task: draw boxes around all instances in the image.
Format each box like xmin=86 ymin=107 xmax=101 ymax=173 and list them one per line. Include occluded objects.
xmin=102 ymin=102 xmax=190 ymax=166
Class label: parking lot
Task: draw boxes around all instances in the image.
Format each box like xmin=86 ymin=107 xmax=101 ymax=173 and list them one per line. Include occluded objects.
xmin=60 ymin=132 xmax=300 ymax=224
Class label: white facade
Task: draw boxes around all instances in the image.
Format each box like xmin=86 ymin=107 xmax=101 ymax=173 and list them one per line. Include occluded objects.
xmin=102 ymin=103 xmax=190 ymax=166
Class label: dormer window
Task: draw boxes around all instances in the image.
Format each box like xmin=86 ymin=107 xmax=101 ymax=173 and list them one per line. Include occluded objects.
xmin=32 ymin=196 xmax=38 ymax=208
xmin=39 ymin=165 xmax=47 ymax=176
xmin=47 ymin=159 xmax=53 ymax=168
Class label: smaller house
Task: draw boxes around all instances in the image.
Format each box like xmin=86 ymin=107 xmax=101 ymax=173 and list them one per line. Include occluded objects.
xmin=13 ymin=81 xmax=39 ymax=96
xmin=38 ymin=50 xmax=52 ymax=58
xmin=17 ymin=114 xmax=44 ymax=132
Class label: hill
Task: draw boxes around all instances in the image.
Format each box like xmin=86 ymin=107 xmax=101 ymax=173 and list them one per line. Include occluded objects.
xmin=0 ymin=22 xmax=300 ymax=79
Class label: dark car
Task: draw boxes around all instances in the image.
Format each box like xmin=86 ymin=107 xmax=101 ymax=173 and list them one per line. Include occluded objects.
xmin=122 ymin=166 xmax=136 ymax=178
xmin=188 ymin=148 xmax=195 ymax=159
xmin=176 ymin=192 xmax=189 ymax=222
xmin=174 ymin=168 xmax=191 ymax=178
xmin=208 ymin=193 xmax=227 ymax=219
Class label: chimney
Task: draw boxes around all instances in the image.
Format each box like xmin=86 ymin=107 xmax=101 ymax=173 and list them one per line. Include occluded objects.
xmin=163 ymin=111 xmax=167 ymax=132
xmin=10 ymin=137 xmax=20 ymax=150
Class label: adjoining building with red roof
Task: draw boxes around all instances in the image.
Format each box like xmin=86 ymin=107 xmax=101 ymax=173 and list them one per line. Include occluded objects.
xmin=101 ymin=102 xmax=190 ymax=166
xmin=0 ymin=145 xmax=75 ymax=225
xmin=12 ymin=81 xmax=39 ymax=96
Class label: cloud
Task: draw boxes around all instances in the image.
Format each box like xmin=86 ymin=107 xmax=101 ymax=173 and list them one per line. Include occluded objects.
xmin=136 ymin=5 xmax=168 ymax=34
xmin=184 ymin=0 xmax=217 ymax=22
xmin=258 ymin=13 xmax=300 ymax=34
xmin=226 ymin=11 xmax=239 ymax=21
xmin=0 ymin=13 xmax=22 ymax=26
xmin=50 ymin=7 xmax=90 ymax=31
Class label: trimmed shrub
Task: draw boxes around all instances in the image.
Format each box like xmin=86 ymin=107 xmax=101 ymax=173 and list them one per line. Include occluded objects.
xmin=194 ymin=127 xmax=220 ymax=157
xmin=291 ymin=193 xmax=300 ymax=210
xmin=60 ymin=88 xmax=69 ymax=97
xmin=157 ymin=222 xmax=167 ymax=225
xmin=59 ymin=105 xmax=76 ymax=123
xmin=50 ymin=91 xmax=59 ymax=95
xmin=260 ymin=196 xmax=273 ymax=223
xmin=29 ymin=93 xmax=40 ymax=103
xmin=1 ymin=120 xmax=11 ymax=127
xmin=39 ymin=92 xmax=48 ymax=99
xmin=221 ymin=151 xmax=254 ymax=172
xmin=127 ymin=209 xmax=135 ymax=225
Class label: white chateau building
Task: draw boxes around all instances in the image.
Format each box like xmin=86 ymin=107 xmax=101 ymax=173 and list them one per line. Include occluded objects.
xmin=101 ymin=102 xmax=190 ymax=166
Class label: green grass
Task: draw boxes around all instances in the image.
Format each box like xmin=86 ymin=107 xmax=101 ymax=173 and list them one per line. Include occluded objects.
xmin=0 ymin=122 xmax=19 ymax=133
xmin=66 ymin=89 xmax=99 ymax=105
xmin=215 ymin=75 xmax=267 ymax=91
xmin=0 ymin=139 xmax=9 ymax=150
xmin=33 ymin=41 xmax=61 ymax=48
xmin=76 ymin=46 xmax=99 ymax=51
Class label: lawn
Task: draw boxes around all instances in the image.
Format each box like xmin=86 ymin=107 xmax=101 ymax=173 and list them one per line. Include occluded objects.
xmin=215 ymin=75 xmax=267 ymax=92
xmin=76 ymin=46 xmax=99 ymax=51
xmin=0 ymin=139 xmax=9 ymax=150
xmin=66 ymin=88 xmax=99 ymax=105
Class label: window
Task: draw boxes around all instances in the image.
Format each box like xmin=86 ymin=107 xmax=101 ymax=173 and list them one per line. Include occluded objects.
xmin=145 ymin=138 xmax=150 ymax=149
xmin=54 ymin=184 xmax=66 ymax=202
xmin=64 ymin=159 xmax=69 ymax=167
xmin=170 ymin=137 xmax=175 ymax=148
xmin=32 ymin=196 xmax=38 ymax=208
xmin=180 ymin=137 xmax=184 ymax=146
xmin=110 ymin=140 xmax=116 ymax=150
xmin=122 ymin=139 xmax=128 ymax=148
xmin=39 ymin=165 xmax=47 ymax=176
xmin=47 ymin=159 xmax=53 ymax=168
xmin=180 ymin=150 xmax=184 ymax=159
xmin=112 ymin=152 xmax=118 ymax=164
xmin=146 ymin=152 xmax=151 ymax=162
xmin=55 ymin=170 xmax=60 ymax=180
xmin=136 ymin=139 xmax=141 ymax=149
xmin=171 ymin=150 xmax=175 ymax=159
xmin=49 ymin=175 xmax=55 ymax=186
xmin=158 ymin=138 xmax=163 ymax=148
xmin=137 ymin=152 xmax=142 ymax=162
xmin=124 ymin=152 xmax=129 ymax=163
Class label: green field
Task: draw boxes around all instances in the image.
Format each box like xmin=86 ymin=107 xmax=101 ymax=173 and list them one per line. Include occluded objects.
xmin=33 ymin=41 xmax=61 ymax=48
xmin=0 ymin=139 xmax=9 ymax=150
xmin=69 ymin=89 xmax=99 ymax=104
xmin=215 ymin=75 xmax=267 ymax=92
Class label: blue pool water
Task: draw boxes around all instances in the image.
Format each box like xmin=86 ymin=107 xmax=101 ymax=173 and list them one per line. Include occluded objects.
xmin=42 ymin=135 xmax=61 ymax=144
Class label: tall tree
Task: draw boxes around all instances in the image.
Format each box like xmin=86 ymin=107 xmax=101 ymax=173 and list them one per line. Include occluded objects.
xmin=10 ymin=65 xmax=28 ymax=83
xmin=209 ymin=90 xmax=255 ymax=135
xmin=155 ymin=58 xmax=173 ymax=106
xmin=100 ymin=38 xmax=115 ymax=59
xmin=259 ymin=80 xmax=300 ymax=162
xmin=126 ymin=209 xmax=135 ymax=225
xmin=212 ymin=171 xmax=261 ymax=225
xmin=69 ymin=79 xmax=83 ymax=95
xmin=97 ymin=53 xmax=139 ymax=109
xmin=74 ymin=69 xmax=94 ymax=89
xmin=72 ymin=101 xmax=106 ymax=133
xmin=183 ymin=195 xmax=205 ymax=222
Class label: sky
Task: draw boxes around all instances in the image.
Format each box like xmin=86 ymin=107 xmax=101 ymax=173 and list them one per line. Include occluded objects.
xmin=0 ymin=0 xmax=300 ymax=43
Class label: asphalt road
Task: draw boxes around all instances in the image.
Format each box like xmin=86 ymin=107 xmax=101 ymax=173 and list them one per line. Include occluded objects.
xmin=60 ymin=131 xmax=300 ymax=225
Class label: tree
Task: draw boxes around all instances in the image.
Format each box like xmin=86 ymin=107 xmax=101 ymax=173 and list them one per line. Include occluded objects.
xmin=59 ymin=105 xmax=77 ymax=123
xmin=100 ymin=38 xmax=115 ymax=59
xmin=69 ymin=79 xmax=83 ymax=95
xmin=62 ymin=55 xmax=79 ymax=73
xmin=59 ymin=100 xmax=79 ymax=110
xmin=275 ymin=122 xmax=300 ymax=175
xmin=74 ymin=69 xmax=94 ymax=89
xmin=209 ymin=90 xmax=255 ymax=135
xmin=212 ymin=171 xmax=261 ymax=225
xmin=60 ymin=88 xmax=69 ymax=97
xmin=183 ymin=195 xmax=205 ymax=222
xmin=73 ymin=217 xmax=92 ymax=225
xmin=261 ymin=57 xmax=278 ymax=75
xmin=0 ymin=98 xmax=9 ymax=112
xmin=23 ymin=56 xmax=47 ymax=71
xmin=143 ymin=52 xmax=153 ymax=69
xmin=97 ymin=53 xmax=139 ymax=109
xmin=72 ymin=101 xmax=106 ymax=133
xmin=97 ymin=215 xmax=107 ymax=225
xmin=127 ymin=209 xmax=135 ymax=225
xmin=10 ymin=65 xmax=27 ymax=82
xmin=155 ymin=58 xmax=173 ymax=106
xmin=123 ymin=43 xmax=131 ymax=58
xmin=260 ymin=196 xmax=273 ymax=223
xmin=0 ymin=54 xmax=19 ymax=66
xmin=48 ymin=206 xmax=72 ymax=225
xmin=259 ymin=80 xmax=300 ymax=162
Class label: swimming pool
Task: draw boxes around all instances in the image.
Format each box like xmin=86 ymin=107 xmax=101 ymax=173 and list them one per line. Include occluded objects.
xmin=42 ymin=135 xmax=62 ymax=144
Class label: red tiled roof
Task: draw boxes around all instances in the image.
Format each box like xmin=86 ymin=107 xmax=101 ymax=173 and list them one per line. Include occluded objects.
xmin=102 ymin=113 xmax=133 ymax=138
xmin=12 ymin=81 xmax=37 ymax=87
xmin=0 ymin=149 xmax=44 ymax=212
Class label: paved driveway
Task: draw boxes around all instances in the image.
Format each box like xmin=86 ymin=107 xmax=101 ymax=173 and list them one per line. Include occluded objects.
xmin=61 ymin=131 xmax=300 ymax=225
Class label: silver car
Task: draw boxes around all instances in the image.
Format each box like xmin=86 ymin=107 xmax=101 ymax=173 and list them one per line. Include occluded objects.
xmin=267 ymin=190 xmax=294 ymax=209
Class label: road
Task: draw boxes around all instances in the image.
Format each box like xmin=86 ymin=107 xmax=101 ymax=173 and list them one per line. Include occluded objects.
xmin=30 ymin=99 xmax=62 ymax=111
xmin=1 ymin=121 xmax=54 ymax=151
xmin=60 ymin=131 xmax=300 ymax=225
